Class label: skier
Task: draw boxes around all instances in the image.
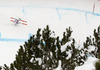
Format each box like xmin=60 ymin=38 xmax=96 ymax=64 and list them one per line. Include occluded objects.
xmin=14 ymin=18 xmax=21 ymax=25
xmin=10 ymin=17 xmax=27 ymax=25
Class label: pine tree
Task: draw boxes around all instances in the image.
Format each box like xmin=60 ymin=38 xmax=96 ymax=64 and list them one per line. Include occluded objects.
xmin=82 ymin=26 xmax=100 ymax=70
xmin=41 ymin=25 xmax=59 ymax=70
xmin=3 ymin=25 xmax=87 ymax=70
xmin=61 ymin=27 xmax=72 ymax=45
xmin=57 ymin=27 xmax=85 ymax=70
xmin=93 ymin=26 xmax=100 ymax=58
xmin=61 ymin=38 xmax=85 ymax=70
xmin=11 ymin=29 xmax=42 ymax=70
xmin=10 ymin=63 xmax=15 ymax=70
xmin=83 ymin=26 xmax=100 ymax=58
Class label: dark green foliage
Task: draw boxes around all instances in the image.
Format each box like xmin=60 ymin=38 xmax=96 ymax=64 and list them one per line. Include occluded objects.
xmin=3 ymin=25 xmax=87 ymax=70
xmin=83 ymin=36 xmax=93 ymax=60
xmin=61 ymin=27 xmax=72 ymax=45
xmin=83 ymin=26 xmax=100 ymax=58
xmin=95 ymin=61 xmax=100 ymax=70
xmin=10 ymin=63 xmax=15 ymax=70
xmin=0 ymin=66 xmax=2 ymax=70
xmin=3 ymin=64 xmax=9 ymax=70
xmin=61 ymin=39 xmax=85 ymax=70
xmin=95 ymin=47 xmax=100 ymax=70
xmin=82 ymin=26 xmax=100 ymax=70
xmin=93 ymin=26 xmax=100 ymax=58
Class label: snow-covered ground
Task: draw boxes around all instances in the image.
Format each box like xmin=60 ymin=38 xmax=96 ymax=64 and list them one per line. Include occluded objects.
xmin=0 ymin=0 xmax=100 ymax=69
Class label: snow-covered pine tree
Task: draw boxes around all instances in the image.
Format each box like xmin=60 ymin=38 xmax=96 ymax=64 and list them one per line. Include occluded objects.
xmin=94 ymin=26 xmax=100 ymax=70
xmin=82 ymin=25 xmax=100 ymax=70
xmin=60 ymin=36 xmax=85 ymax=70
xmin=83 ymin=26 xmax=100 ymax=58
xmin=3 ymin=25 xmax=87 ymax=70
xmin=93 ymin=26 xmax=100 ymax=58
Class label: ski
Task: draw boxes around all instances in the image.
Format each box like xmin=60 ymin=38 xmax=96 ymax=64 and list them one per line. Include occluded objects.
xmin=10 ymin=17 xmax=15 ymax=19
xmin=11 ymin=20 xmax=14 ymax=22
xmin=21 ymin=20 xmax=27 ymax=23
xmin=22 ymin=23 xmax=27 ymax=25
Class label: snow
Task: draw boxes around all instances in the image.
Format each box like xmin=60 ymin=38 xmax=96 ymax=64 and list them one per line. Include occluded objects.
xmin=88 ymin=46 xmax=95 ymax=52
xmin=61 ymin=40 xmax=73 ymax=52
xmin=35 ymin=58 xmax=42 ymax=65
xmin=55 ymin=60 xmax=62 ymax=70
xmin=0 ymin=0 xmax=99 ymax=69
xmin=75 ymin=57 xmax=98 ymax=70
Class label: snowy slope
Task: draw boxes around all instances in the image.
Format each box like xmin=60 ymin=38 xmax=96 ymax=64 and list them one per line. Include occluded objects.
xmin=0 ymin=0 xmax=100 ymax=69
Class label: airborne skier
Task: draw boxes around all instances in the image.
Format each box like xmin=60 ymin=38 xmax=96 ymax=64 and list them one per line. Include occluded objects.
xmin=14 ymin=18 xmax=21 ymax=25
xmin=10 ymin=17 xmax=27 ymax=26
